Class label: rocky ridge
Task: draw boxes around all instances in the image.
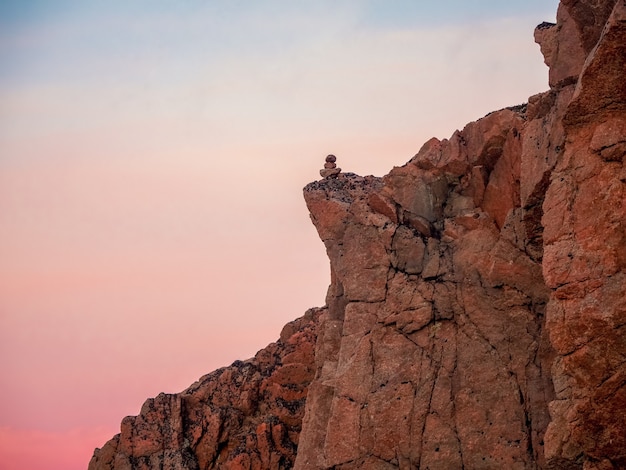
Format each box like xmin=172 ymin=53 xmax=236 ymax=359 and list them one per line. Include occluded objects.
xmin=89 ymin=310 xmax=321 ymax=469
xmin=90 ymin=1 xmax=625 ymax=468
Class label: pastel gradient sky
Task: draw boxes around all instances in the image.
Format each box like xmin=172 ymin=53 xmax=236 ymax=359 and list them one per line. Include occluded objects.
xmin=0 ymin=1 xmax=558 ymax=469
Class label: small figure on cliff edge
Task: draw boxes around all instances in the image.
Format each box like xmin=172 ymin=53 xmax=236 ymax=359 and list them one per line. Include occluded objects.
xmin=320 ymin=154 xmax=341 ymax=178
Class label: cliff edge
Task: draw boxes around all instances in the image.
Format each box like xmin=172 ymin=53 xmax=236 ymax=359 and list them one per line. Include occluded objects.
xmin=90 ymin=1 xmax=625 ymax=468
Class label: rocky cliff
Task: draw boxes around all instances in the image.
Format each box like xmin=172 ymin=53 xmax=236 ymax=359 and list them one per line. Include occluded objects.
xmin=90 ymin=1 xmax=625 ymax=469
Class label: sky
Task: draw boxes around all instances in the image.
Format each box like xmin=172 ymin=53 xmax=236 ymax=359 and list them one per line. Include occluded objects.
xmin=0 ymin=1 xmax=558 ymax=469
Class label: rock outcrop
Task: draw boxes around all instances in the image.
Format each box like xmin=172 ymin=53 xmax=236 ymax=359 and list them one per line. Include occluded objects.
xmin=90 ymin=0 xmax=625 ymax=468
xmin=89 ymin=309 xmax=321 ymax=470
xmin=298 ymin=113 xmax=555 ymax=469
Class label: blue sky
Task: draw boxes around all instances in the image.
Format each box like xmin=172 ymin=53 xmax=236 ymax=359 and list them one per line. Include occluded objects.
xmin=1 ymin=0 xmax=558 ymax=83
xmin=1 ymin=0 xmax=558 ymax=149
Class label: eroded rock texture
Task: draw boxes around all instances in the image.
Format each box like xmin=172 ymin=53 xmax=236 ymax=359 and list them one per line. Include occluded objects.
xmin=541 ymin=2 xmax=626 ymax=468
xmin=295 ymin=1 xmax=625 ymax=469
xmin=90 ymin=0 xmax=625 ymax=468
xmin=298 ymin=122 xmax=554 ymax=469
xmin=88 ymin=309 xmax=321 ymax=470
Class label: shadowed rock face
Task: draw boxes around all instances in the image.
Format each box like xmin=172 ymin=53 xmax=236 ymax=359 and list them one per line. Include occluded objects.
xmin=90 ymin=1 xmax=625 ymax=468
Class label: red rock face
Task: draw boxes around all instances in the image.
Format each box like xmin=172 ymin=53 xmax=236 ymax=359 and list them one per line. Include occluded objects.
xmin=90 ymin=1 xmax=625 ymax=468
xmin=88 ymin=309 xmax=321 ymax=470
xmin=298 ymin=122 xmax=555 ymax=469
xmin=541 ymin=3 xmax=626 ymax=469
xmin=296 ymin=1 xmax=625 ymax=468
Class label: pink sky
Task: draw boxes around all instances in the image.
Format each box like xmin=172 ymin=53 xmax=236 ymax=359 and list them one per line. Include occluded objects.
xmin=0 ymin=2 xmax=558 ymax=469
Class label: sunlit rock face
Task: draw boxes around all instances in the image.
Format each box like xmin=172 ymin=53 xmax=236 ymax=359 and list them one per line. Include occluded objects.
xmin=90 ymin=0 xmax=625 ymax=468
xmin=296 ymin=2 xmax=625 ymax=468
xmin=298 ymin=113 xmax=554 ymax=469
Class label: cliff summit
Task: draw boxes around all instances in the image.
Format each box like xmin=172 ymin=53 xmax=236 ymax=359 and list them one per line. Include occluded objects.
xmin=90 ymin=1 xmax=626 ymax=468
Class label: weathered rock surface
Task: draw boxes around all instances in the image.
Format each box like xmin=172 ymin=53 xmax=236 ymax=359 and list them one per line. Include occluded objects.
xmin=296 ymin=1 xmax=625 ymax=468
xmin=89 ymin=309 xmax=321 ymax=470
xmin=541 ymin=2 xmax=626 ymax=468
xmin=91 ymin=0 xmax=625 ymax=468
xmin=298 ymin=124 xmax=554 ymax=469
